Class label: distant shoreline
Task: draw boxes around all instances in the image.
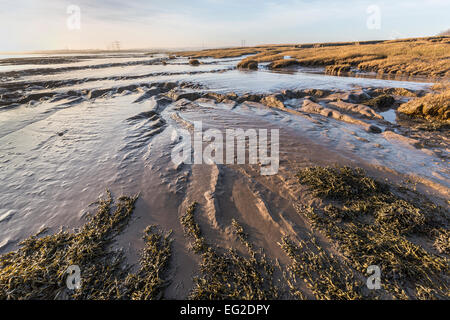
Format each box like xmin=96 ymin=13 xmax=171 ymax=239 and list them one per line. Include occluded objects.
xmin=2 ymin=35 xmax=447 ymax=56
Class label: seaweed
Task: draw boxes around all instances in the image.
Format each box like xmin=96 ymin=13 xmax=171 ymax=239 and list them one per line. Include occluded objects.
xmin=124 ymin=225 xmax=173 ymax=300
xmin=0 ymin=192 xmax=173 ymax=300
xmin=279 ymin=235 xmax=363 ymax=300
xmin=180 ymin=203 xmax=279 ymax=300
xmin=295 ymin=166 xmax=449 ymax=299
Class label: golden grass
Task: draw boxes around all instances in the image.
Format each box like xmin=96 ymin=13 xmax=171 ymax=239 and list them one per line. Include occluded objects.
xmin=237 ymin=59 xmax=258 ymax=70
xmin=179 ymin=36 xmax=450 ymax=77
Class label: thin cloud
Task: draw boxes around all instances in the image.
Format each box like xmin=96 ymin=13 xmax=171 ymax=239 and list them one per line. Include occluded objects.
xmin=0 ymin=0 xmax=448 ymax=51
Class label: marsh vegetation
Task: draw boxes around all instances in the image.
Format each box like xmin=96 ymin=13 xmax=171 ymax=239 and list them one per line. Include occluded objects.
xmin=181 ymin=36 xmax=450 ymax=77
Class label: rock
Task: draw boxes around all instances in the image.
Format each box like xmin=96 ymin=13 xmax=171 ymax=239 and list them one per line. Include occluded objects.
xmin=303 ymin=89 xmax=330 ymax=98
xmin=87 ymin=88 xmax=110 ymax=99
xmin=301 ymin=99 xmax=373 ymax=128
xmin=133 ymin=87 xmax=161 ymax=103
xmin=226 ymin=92 xmax=238 ymax=100
xmin=302 ymin=100 xmax=335 ymax=118
xmin=172 ymin=98 xmax=193 ymax=110
xmin=328 ymin=100 xmax=383 ymax=119
xmin=325 ymin=91 xmax=371 ymax=103
xmin=260 ymin=94 xmax=285 ymax=109
xmin=398 ymin=90 xmax=450 ymax=120
xmin=204 ymin=92 xmax=227 ymax=102
xmin=166 ymin=90 xmax=202 ymax=101
xmin=237 ymin=93 xmax=263 ymax=104
xmin=363 ymin=94 xmax=396 ymax=111
xmin=281 ymin=89 xmax=296 ymax=99
xmin=371 ymin=87 xmax=418 ymax=98
xmin=382 ymin=130 xmax=419 ymax=146
xmin=366 ymin=125 xmax=382 ymax=134
xmin=116 ymin=84 xmax=139 ymax=93
xmin=156 ymin=82 xmax=178 ymax=91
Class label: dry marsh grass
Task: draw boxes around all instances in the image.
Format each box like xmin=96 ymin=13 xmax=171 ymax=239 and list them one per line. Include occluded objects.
xmin=237 ymin=59 xmax=258 ymax=70
xmin=179 ymin=37 xmax=450 ymax=77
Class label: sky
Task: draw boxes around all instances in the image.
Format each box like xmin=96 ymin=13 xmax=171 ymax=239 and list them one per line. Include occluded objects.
xmin=0 ymin=0 xmax=449 ymax=52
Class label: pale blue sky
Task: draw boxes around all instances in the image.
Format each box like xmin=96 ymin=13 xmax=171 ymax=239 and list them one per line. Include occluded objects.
xmin=0 ymin=0 xmax=449 ymax=51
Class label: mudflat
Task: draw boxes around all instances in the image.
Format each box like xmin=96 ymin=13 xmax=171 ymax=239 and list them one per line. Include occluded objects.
xmin=0 ymin=37 xmax=448 ymax=300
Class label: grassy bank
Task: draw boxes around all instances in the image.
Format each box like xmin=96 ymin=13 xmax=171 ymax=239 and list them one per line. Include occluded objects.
xmin=180 ymin=36 xmax=450 ymax=78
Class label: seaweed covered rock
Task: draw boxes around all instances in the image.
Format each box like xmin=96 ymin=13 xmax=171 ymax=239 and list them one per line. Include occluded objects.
xmin=237 ymin=93 xmax=263 ymax=103
xmin=363 ymin=94 xmax=396 ymax=111
xmin=237 ymin=59 xmax=258 ymax=70
xmin=398 ymin=90 xmax=450 ymax=120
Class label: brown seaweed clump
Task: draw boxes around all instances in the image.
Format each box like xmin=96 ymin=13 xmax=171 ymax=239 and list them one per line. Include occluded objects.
xmin=363 ymin=94 xmax=396 ymax=111
xmin=180 ymin=203 xmax=279 ymax=300
xmin=433 ymin=229 xmax=450 ymax=255
xmin=295 ymin=166 xmax=449 ymax=299
xmin=0 ymin=192 xmax=173 ymax=300
xmin=189 ymin=59 xmax=200 ymax=66
xmin=123 ymin=225 xmax=173 ymax=300
xmin=279 ymin=235 xmax=363 ymax=300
